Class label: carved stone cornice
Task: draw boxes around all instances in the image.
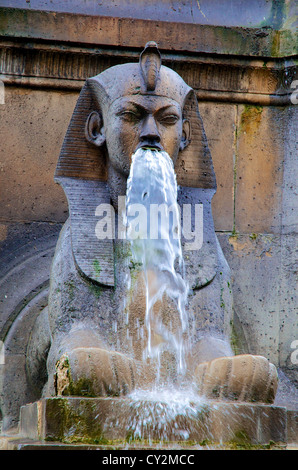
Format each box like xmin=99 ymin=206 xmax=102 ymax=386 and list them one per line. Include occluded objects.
xmin=0 ymin=39 xmax=296 ymax=105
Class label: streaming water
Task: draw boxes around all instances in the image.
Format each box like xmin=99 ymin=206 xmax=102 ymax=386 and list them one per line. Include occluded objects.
xmin=125 ymin=148 xmax=190 ymax=381
xmin=114 ymin=149 xmax=254 ymax=445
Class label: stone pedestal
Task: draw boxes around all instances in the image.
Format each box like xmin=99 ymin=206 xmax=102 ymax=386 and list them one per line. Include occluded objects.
xmin=13 ymin=397 xmax=288 ymax=448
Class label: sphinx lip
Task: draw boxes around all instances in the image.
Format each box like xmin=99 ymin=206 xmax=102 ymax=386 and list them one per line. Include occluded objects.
xmin=137 ymin=143 xmax=163 ymax=151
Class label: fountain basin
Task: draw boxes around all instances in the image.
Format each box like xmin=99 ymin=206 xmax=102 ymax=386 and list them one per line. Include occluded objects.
xmin=18 ymin=396 xmax=287 ymax=447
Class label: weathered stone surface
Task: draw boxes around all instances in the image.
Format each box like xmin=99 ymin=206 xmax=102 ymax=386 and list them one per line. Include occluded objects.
xmin=0 ymin=222 xmax=61 ymax=430
xmin=59 ymin=178 xmax=115 ymax=286
xmin=1 ymin=0 xmax=294 ymax=31
xmin=1 ymin=3 xmax=296 ymax=57
xmin=287 ymin=410 xmax=298 ymax=443
xmin=0 ymin=222 xmax=60 ymax=332
xmin=18 ymin=397 xmax=288 ymax=445
xmin=219 ymin=233 xmax=281 ymax=362
xmin=0 ymin=87 xmax=73 ymax=223
xmin=278 ymin=234 xmax=298 ymax=375
xmin=281 ymin=106 xmax=298 ymax=235
xmin=235 ymin=105 xmax=285 ymax=234
xmin=200 ymin=103 xmax=236 ymax=232
xmin=217 ymin=232 xmax=298 ymax=374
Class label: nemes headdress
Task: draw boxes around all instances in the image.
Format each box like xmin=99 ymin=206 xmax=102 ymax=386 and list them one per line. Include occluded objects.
xmin=55 ymin=42 xmax=218 ymax=288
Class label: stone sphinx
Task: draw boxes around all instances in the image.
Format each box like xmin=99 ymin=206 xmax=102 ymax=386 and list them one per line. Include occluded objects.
xmin=23 ymin=42 xmax=278 ymax=407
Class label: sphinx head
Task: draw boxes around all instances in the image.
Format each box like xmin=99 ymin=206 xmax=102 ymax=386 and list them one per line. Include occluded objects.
xmin=85 ymin=43 xmax=191 ymax=179
xmin=55 ymin=42 xmax=216 ymax=208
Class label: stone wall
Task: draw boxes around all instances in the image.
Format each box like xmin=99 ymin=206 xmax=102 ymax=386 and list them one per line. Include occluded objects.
xmin=0 ymin=1 xmax=297 ymax=395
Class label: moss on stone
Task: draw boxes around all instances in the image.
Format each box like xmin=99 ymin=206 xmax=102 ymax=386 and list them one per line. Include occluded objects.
xmin=88 ymin=281 xmax=102 ymax=298
xmin=92 ymin=259 xmax=101 ymax=278
xmin=45 ymin=398 xmax=105 ymax=444
xmin=249 ymin=232 xmax=258 ymax=240
xmin=230 ymin=320 xmax=241 ymax=355
xmin=239 ymin=105 xmax=263 ymax=137
xmin=65 ymin=377 xmax=97 ymax=398
xmin=64 ymin=280 xmax=76 ymax=301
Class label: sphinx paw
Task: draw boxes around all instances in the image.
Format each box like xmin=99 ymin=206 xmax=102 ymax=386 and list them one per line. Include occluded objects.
xmin=194 ymin=354 xmax=278 ymax=404
xmin=55 ymin=347 xmax=136 ymax=397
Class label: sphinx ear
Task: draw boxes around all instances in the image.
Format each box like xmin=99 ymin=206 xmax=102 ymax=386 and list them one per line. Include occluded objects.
xmin=85 ymin=111 xmax=106 ymax=147
xmin=179 ymin=118 xmax=191 ymax=151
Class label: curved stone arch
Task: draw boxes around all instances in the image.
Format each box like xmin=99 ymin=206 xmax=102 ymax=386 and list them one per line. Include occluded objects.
xmin=0 ymin=225 xmax=61 ymax=431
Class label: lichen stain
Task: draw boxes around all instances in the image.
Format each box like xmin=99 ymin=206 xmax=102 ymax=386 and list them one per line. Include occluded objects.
xmin=228 ymin=235 xmax=250 ymax=252
xmin=239 ymin=105 xmax=263 ymax=139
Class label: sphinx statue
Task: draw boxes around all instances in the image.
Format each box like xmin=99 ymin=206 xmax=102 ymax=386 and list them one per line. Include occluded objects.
xmin=20 ymin=42 xmax=278 ymax=410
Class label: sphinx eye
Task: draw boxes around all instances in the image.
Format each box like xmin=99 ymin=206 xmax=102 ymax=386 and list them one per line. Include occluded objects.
xmin=118 ymin=110 xmax=141 ymax=122
xmin=159 ymin=114 xmax=179 ymax=125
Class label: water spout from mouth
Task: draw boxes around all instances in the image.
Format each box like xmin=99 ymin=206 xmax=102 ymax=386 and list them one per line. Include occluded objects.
xmin=125 ymin=148 xmax=190 ymax=383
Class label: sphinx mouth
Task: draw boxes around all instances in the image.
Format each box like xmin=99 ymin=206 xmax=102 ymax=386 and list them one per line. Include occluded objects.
xmin=137 ymin=143 xmax=163 ymax=152
xmin=142 ymin=146 xmax=159 ymax=151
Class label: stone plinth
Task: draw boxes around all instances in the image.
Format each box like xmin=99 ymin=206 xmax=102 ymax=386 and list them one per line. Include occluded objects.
xmin=18 ymin=397 xmax=287 ymax=446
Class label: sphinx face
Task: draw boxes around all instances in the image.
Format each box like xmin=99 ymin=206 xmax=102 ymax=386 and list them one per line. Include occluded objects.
xmin=103 ymin=95 xmax=185 ymax=177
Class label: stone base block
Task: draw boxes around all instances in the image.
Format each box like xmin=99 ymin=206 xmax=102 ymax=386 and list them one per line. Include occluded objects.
xmin=18 ymin=397 xmax=287 ymax=446
xmin=287 ymin=409 xmax=298 ymax=444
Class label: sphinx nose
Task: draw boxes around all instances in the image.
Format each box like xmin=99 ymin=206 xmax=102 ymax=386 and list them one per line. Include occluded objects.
xmin=140 ymin=115 xmax=161 ymax=143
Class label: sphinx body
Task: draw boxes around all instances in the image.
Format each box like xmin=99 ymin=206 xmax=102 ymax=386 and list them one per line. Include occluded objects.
xmin=26 ymin=42 xmax=277 ymax=404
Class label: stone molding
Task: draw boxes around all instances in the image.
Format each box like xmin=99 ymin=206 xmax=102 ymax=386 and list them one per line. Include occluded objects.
xmin=0 ymin=40 xmax=296 ymax=105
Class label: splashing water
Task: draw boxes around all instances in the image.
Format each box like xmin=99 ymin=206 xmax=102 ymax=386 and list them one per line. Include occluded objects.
xmin=126 ymin=386 xmax=207 ymax=443
xmin=102 ymin=385 xmax=209 ymax=445
xmin=125 ymin=148 xmax=190 ymax=380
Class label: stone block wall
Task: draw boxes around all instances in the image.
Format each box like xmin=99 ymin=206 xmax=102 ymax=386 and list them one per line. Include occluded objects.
xmin=202 ymin=103 xmax=297 ymax=382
